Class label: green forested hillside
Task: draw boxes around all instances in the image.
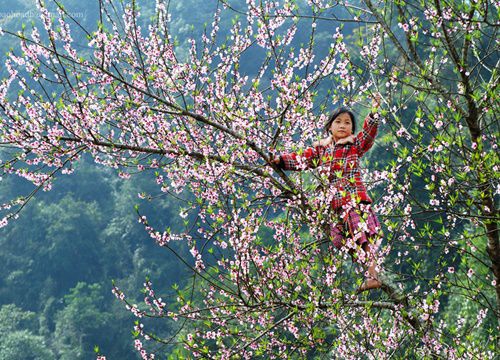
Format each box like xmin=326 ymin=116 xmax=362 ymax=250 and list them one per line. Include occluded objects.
xmin=0 ymin=157 xmax=190 ymax=358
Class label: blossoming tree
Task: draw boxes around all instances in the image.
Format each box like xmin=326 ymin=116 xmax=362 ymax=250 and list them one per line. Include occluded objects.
xmin=0 ymin=0 xmax=498 ymax=358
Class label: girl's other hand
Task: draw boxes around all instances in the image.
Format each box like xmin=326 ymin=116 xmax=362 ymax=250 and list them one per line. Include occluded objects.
xmin=269 ymin=152 xmax=281 ymax=165
xmin=372 ymin=93 xmax=381 ymax=110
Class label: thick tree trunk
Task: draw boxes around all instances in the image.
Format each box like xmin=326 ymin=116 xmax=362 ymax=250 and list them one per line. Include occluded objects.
xmin=468 ymin=108 xmax=500 ymax=322
xmin=483 ymin=194 xmax=500 ymax=319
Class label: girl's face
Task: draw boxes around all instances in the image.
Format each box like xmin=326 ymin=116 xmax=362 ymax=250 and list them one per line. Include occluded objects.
xmin=329 ymin=112 xmax=353 ymax=141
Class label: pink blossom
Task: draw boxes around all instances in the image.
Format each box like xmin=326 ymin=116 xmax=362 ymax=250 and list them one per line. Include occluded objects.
xmin=467 ymin=268 xmax=475 ymax=278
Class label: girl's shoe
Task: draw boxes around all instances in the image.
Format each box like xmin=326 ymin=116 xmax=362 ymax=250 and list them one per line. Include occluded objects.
xmin=356 ymin=276 xmax=382 ymax=293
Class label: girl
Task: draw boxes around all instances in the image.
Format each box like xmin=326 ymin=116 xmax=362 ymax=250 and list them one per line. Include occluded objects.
xmin=272 ymin=95 xmax=383 ymax=292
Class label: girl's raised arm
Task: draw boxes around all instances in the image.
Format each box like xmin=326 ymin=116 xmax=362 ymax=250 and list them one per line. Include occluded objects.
xmin=355 ymin=94 xmax=382 ymax=156
xmin=273 ymin=145 xmax=325 ymax=171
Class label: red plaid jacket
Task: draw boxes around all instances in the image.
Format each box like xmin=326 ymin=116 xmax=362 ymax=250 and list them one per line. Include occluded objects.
xmin=279 ymin=113 xmax=379 ymax=210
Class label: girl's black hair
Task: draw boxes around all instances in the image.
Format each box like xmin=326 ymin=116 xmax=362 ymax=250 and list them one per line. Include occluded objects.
xmin=324 ymin=108 xmax=356 ymax=134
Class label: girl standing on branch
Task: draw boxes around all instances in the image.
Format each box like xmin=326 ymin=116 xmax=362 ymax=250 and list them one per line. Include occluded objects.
xmin=272 ymin=94 xmax=383 ymax=292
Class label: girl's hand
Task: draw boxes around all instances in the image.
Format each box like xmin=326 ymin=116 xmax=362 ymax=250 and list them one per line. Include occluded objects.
xmin=372 ymin=93 xmax=381 ymax=110
xmin=269 ymin=152 xmax=281 ymax=165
